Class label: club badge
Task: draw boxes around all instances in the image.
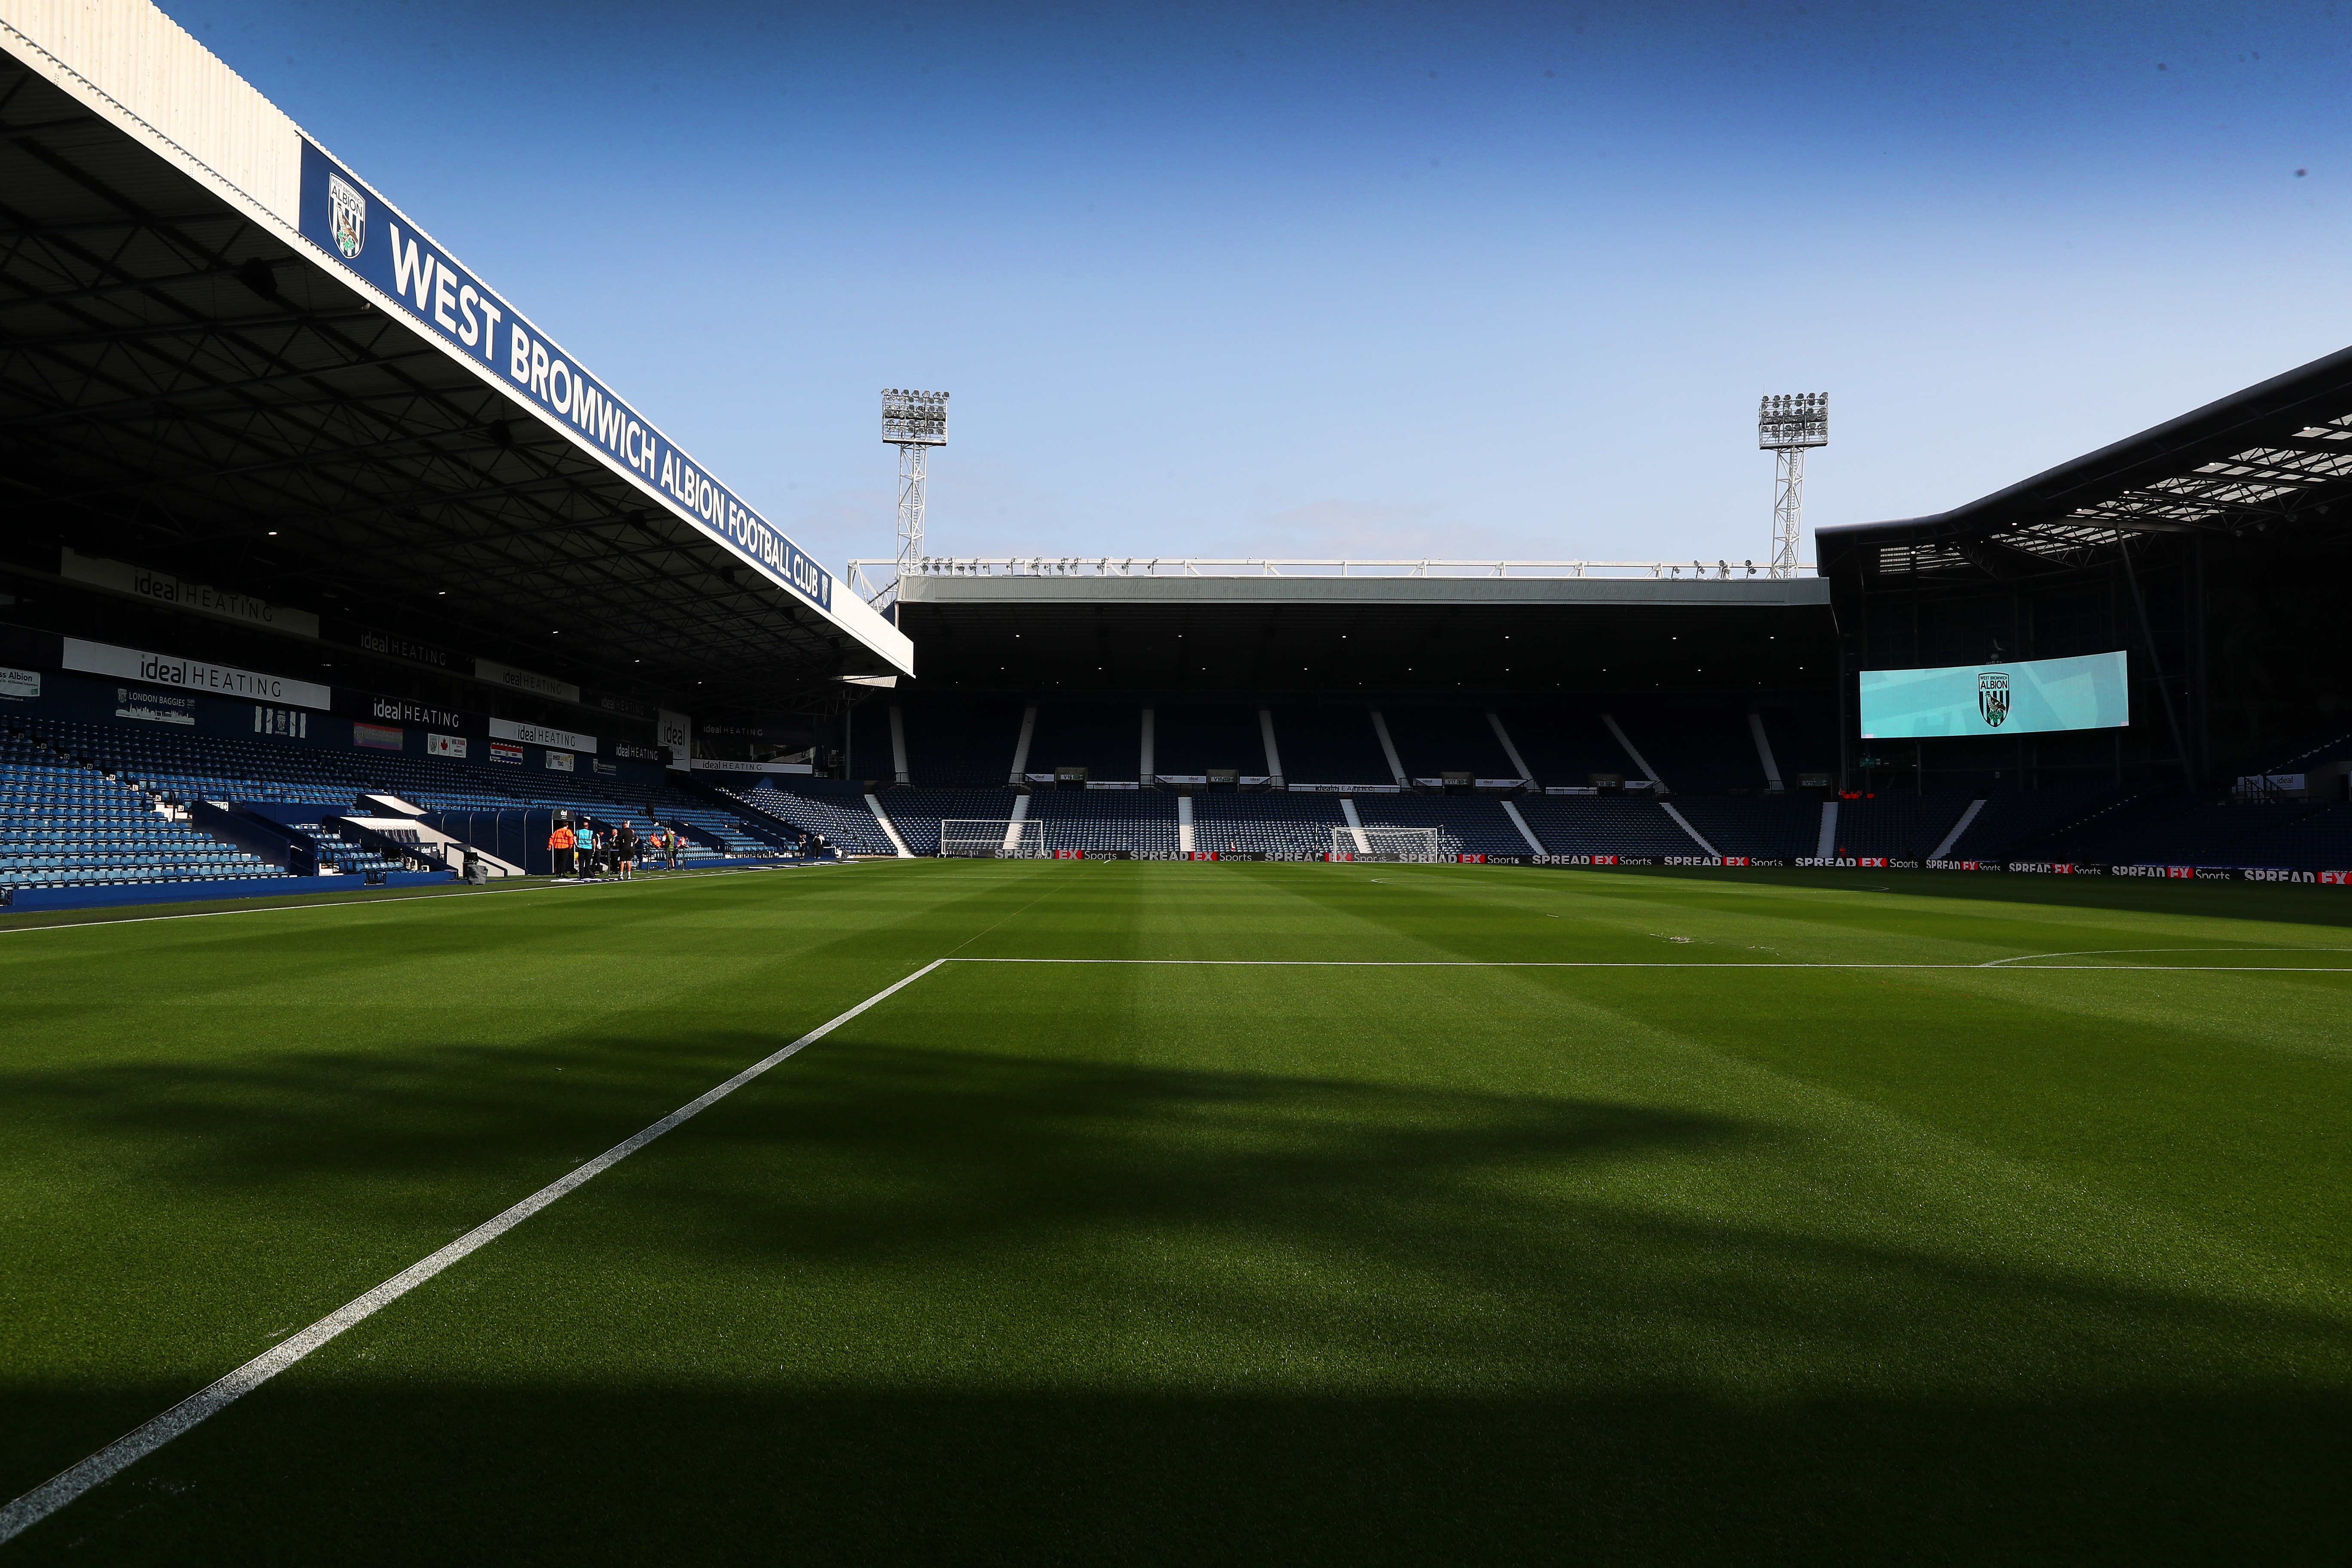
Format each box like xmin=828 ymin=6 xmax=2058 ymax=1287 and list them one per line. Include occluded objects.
xmin=328 ymin=173 xmax=366 ymax=259
xmin=1978 ymin=671 xmax=2010 ymax=728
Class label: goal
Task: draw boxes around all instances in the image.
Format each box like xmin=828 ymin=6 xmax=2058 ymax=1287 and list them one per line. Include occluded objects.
xmin=1329 ymin=826 xmax=1451 ymax=862
xmin=938 ymin=819 xmax=1046 ymax=858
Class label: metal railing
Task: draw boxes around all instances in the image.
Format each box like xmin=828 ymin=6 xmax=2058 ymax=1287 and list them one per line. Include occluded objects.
xmin=848 ymin=556 xmax=1816 ymax=605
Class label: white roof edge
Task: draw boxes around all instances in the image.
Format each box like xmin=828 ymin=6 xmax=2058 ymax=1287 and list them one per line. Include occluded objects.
xmin=0 ymin=0 xmax=912 ymax=676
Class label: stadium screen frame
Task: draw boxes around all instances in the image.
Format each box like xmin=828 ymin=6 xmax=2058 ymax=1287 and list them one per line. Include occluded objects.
xmin=1858 ymin=650 xmax=2130 ymax=740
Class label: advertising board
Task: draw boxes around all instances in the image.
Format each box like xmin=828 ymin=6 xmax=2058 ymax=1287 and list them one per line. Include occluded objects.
xmin=61 ymin=638 xmax=332 ymax=710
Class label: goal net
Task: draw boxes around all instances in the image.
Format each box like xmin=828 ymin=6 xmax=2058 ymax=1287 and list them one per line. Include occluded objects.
xmin=939 ymin=819 xmax=1047 ymax=858
xmin=1329 ymin=826 xmax=1451 ymax=862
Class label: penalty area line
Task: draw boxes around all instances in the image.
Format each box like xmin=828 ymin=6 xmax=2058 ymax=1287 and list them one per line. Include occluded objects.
xmin=0 ymin=958 xmax=948 ymax=1547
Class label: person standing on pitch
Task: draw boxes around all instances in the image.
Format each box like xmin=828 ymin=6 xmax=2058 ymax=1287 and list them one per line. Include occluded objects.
xmin=616 ymin=819 xmax=637 ymax=880
xmin=666 ymin=826 xmax=681 ymax=870
xmin=548 ymin=819 xmax=575 ymax=877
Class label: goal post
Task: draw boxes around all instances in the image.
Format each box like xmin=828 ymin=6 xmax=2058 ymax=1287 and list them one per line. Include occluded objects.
xmin=938 ymin=819 xmax=1045 ymax=858
xmin=1328 ymin=826 xmax=1450 ymax=862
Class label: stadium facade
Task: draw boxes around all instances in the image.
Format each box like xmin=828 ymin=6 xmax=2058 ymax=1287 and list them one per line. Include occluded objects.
xmin=7 ymin=0 xmax=2352 ymax=907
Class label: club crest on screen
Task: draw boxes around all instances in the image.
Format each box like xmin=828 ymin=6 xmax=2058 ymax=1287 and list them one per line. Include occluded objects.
xmin=1978 ymin=670 xmax=2010 ymax=728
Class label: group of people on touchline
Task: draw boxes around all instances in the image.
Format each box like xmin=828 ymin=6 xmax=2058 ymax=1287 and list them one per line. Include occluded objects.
xmin=546 ymin=819 xmax=674 ymax=879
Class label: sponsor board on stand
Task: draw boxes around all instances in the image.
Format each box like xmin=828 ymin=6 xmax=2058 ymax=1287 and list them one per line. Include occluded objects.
xmin=61 ymin=547 xmax=321 ymax=638
xmin=488 ymin=717 xmax=597 ymax=754
xmin=0 ymin=668 xmax=41 ymax=700
xmin=426 ymin=734 xmax=467 ymax=758
xmin=65 ymin=639 xmax=331 ymax=709
xmin=114 ymin=686 xmax=195 ymax=726
xmin=690 ymin=758 xmax=813 ymax=774
xmin=488 ymin=741 xmax=524 ymax=765
xmin=545 ymin=751 xmax=575 ymax=772
xmin=341 ymin=622 xmax=459 ymax=671
xmin=658 ymin=710 xmax=692 ymax=772
xmin=364 ymin=695 xmax=466 ymax=730
xmin=355 ymin=723 xmax=403 ymax=750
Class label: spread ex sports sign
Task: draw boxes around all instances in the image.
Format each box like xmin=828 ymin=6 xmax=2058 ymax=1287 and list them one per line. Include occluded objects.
xmin=295 ymin=141 xmax=831 ymax=617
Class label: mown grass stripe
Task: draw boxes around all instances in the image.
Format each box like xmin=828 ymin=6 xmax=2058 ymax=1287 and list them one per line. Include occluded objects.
xmin=0 ymin=956 xmax=946 ymax=1546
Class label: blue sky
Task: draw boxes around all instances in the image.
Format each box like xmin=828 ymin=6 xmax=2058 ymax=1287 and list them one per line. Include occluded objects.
xmin=174 ymin=0 xmax=2349 ymax=573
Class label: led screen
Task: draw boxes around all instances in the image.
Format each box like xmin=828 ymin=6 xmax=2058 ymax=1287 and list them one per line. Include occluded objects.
xmin=1859 ymin=650 xmax=2130 ymax=739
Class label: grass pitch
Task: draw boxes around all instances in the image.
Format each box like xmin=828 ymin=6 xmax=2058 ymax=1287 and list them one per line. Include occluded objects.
xmin=2 ymin=861 xmax=2348 ymax=1563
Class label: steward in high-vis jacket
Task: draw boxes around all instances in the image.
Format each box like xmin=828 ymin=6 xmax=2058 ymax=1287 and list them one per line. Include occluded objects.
xmin=548 ymin=823 xmax=576 ymax=877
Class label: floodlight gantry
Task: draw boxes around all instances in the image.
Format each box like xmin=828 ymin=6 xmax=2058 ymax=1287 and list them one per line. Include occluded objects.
xmin=882 ymin=388 xmax=949 ymax=580
xmin=1758 ymin=392 xmax=1828 ymax=580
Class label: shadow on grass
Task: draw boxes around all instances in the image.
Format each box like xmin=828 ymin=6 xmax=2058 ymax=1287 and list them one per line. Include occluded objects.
xmin=11 ymin=1381 xmax=2347 ymax=1565
xmin=5 ymin=1035 xmax=2349 ymax=1562
xmin=1627 ymin=864 xmax=2352 ymax=929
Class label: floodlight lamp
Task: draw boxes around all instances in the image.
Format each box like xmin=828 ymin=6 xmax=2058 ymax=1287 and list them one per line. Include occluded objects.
xmin=882 ymin=386 xmax=951 ymax=446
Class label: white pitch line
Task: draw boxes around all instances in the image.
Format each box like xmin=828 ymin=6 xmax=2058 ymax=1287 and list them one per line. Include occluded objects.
xmin=0 ymin=865 xmax=786 ymax=939
xmin=1980 ymin=946 xmax=2352 ymax=967
xmin=945 ymin=958 xmax=2352 ymax=971
xmin=0 ymin=958 xmax=946 ymax=1547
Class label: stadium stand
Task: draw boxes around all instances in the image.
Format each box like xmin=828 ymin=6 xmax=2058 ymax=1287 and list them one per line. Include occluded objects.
xmin=1752 ymin=703 xmax=1838 ymax=786
xmin=844 ymin=788 xmax=1021 ymax=856
xmin=0 ymin=718 xmax=815 ymax=901
xmin=1026 ymin=703 xmax=1144 ymax=784
xmin=1379 ymin=706 xmax=1519 ymax=782
xmin=1606 ymin=703 xmax=1763 ymax=796
xmin=1191 ymin=792 xmax=1349 ymax=856
xmin=1028 ymin=790 xmax=1180 ymax=854
xmin=1670 ymin=796 xmax=1821 ymax=858
xmin=1515 ymin=796 xmax=1701 ymax=856
xmin=1485 ymin=708 xmax=1634 ymax=789
xmin=1268 ymin=706 xmax=1395 ymax=785
xmin=1353 ymin=795 xmax=1527 ymax=858
xmin=1945 ymin=779 xmax=2128 ymax=862
xmin=1157 ymin=703 xmax=1275 ymax=780
xmin=1830 ymin=791 xmax=1978 ymax=860
xmin=2035 ymin=794 xmax=2318 ymax=868
xmin=902 ymin=700 xmax=1026 ymax=786
xmin=2223 ymin=802 xmax=2352 ymax=870
xmin=738 ymin=781 xmax=898 ymax=857
xmin=0 ymin=728 xmax=288 ymax=893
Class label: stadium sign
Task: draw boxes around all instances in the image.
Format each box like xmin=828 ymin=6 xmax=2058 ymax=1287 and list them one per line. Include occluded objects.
xmin=61 ymin=637 xmax=331 ymax=710
xmin=488 ymin=717 xmax=597 ymax=754
xmin=60 ymin=547 xmax=319 ymax=638
xmin=295 ymin=141 xmax=834 ymax=620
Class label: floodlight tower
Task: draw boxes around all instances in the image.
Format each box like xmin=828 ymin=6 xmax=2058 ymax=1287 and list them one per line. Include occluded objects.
xmin=882 ymin=388 xmax=949 ymax=579
xmin=1757 ymin=392 xmax=1828 ymax=579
